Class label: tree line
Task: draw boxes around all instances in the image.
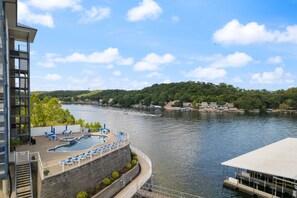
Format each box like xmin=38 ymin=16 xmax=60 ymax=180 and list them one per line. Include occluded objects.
xmin=32 ymin=81 xmax=297 ymax=112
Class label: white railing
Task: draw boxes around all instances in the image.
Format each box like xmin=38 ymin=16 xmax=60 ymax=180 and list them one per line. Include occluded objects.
xmin=42 ymin=138 xmax=130 ymax=179
xmin=31 ymin=124 xmax=81 ymax=137
xmin=29 ymin=152 xmax=44 ymax=180
xmin=15 ymin=151 xmax=29 ymax=164
xmin=115 ymin=145 xmax=152 ymax=198
xmin=141 ymin=184 xmax=203 ymax=198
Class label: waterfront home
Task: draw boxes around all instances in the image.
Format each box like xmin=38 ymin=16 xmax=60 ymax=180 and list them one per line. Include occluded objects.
xmin=222 ymin=138 xmax=297 ymax=198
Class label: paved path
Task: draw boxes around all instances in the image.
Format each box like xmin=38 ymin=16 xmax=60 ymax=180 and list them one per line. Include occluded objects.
xmin=115 ymin=146 xmax=152 ymax=198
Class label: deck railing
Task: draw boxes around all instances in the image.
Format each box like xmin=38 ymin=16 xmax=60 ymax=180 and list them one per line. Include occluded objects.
xmin=41 ymin=138 xmax=129 ymax=179
xmin=115 ymin=145 xmax=152 ymax=198
xmin=141 ymin=183 xmax=203 ymax=198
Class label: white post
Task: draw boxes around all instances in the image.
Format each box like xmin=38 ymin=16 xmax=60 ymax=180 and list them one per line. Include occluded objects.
xmin=2 ymin=179 xmax=9 ymax=198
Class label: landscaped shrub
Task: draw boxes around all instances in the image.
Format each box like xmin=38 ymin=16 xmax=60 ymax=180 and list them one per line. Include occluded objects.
xmin=132 ymin=156 xmax=138 ymax=161
xmin=103 ymin=178 xmax=111 ymax=185
xmin=131 ymin=159 xmax=137 ymax=166
xmin=43 ymin=169 xmax=49 ymax=176
xmin=96 ymin=184 xmax=101 ymax=190
xmin=76 ymin=191 xmax=88 ymax=198
xmin=125 ymin=163 xmax=132 ymax=170
xmin=131 ymin=152 xmax=137 ymax=157
xmin=112 ymin=171 xmax=120 ymax=179
xmin=87 ymin=187 xmax=95 ymax=195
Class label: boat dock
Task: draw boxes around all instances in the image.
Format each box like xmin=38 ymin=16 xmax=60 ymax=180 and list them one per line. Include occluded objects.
xmin=224 ymin=179 xmax=280 ymax=198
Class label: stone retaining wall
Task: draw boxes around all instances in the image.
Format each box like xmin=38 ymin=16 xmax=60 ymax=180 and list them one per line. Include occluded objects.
xmin=39 ymin=145 xmax=131 ymax=198
xmin=93 ymin=163 xmax=140 ymax=198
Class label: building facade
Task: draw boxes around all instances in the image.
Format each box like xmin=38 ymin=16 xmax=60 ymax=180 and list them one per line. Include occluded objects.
xmin=0 ymin=0 xmax=36 ymax=179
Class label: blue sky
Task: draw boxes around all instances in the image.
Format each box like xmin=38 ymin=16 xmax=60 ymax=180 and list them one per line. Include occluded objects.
xmin=17 ymin=0 xmax=297 ymax=91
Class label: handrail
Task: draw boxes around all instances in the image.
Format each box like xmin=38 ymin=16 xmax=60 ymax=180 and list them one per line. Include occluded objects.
xmin=141 ymin=183 xmax=203 ymax=198
xmin=115 ymin=145 xmax=152 ymax=198
xmin=42 ymin=138 xmax=130 ymax=179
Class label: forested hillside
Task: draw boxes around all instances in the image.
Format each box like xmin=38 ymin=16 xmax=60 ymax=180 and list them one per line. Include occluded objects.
xmin=33 ymin=81 xmax=297 ymax=111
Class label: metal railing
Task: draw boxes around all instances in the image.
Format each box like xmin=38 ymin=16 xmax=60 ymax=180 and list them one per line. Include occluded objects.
xmin=41 ymin=138 xmax=130 ymax=179
xmin=141 ymin=183 xmax=203 ymax=198
xmin=115 ymin=145 xmax=152 ymax=198
xmin=15 ymin=151 xmax=29 ymax=164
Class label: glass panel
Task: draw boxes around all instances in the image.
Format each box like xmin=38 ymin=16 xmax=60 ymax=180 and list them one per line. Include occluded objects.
xmin=0 ymin=62 xmax=3 ymax=80
xmin=20 ymin=59 xmax=28 ymax=70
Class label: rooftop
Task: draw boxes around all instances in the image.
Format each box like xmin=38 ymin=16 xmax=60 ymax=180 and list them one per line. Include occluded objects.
xmin=222 ymin=138 xmax=297 ymax=180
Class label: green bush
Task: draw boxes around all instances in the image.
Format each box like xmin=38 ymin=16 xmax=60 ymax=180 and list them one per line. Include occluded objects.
xmin=87 ymin=187 xmax=95 ymax=195
xmin=125 ymin=163 xmax=132 ymax=170
xmin=76 ymin=191 xmax=88 ymax=198
xmin=132 ymin=156 xmax=138 ymax=161
xmin=112 ymin=171 xmax=120 ymax=179
xmin=43 ymin=169 xmax=49 ymax=176
xmin=96 ymin=184 xmax=101 ymax=190
xmin=131 ymin=152 xmax=137 ymax=157
xmin=131 ymin=159 xmax=137 ymax=166
xmin=103 ymin=178 xmax=111 ymax=185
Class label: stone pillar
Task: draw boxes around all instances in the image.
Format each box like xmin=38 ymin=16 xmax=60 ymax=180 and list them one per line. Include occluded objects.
xmin=2 ymin=179 xmax=9 ymax=198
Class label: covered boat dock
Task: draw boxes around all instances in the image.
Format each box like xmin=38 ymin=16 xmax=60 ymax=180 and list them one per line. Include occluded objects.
xmin=222 ymin=138 xmax=297 ymax=198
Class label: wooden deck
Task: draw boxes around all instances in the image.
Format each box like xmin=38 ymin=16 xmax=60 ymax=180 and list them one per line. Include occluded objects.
xmin=224 ymin=179 xmax=280 ymax=198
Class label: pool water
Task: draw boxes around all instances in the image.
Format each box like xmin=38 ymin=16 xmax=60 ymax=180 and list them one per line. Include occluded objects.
xmin=49 ymin=135 xmax=105 ymax=152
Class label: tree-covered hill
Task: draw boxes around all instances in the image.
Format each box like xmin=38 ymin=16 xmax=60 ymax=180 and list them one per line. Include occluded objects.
xmin=33 ymin=81 xmax=297 ymax=112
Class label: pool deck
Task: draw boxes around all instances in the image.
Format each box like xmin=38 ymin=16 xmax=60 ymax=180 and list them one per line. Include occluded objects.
xmin=16 ymin=132 xmax=118 ymax=167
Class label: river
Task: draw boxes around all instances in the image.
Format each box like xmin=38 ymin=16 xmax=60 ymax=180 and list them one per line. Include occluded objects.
xmin=63 ymin=104 xmax=297 ymax=197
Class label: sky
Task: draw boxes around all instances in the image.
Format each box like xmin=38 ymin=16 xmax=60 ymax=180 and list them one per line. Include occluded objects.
xmin=17 ymin=0 xmax=297 ymax=91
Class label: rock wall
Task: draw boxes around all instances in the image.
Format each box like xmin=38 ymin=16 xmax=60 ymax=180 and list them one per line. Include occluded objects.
xmin=40 ymin=145 xmax=131 ymax=198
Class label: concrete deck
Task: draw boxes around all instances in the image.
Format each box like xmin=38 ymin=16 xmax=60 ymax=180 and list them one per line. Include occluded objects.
xmin=16 ymin=132 xmax=118 ymax=167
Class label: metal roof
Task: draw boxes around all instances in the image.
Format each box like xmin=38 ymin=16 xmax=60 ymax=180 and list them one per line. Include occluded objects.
xmin=5 ymin=0 xmax=37 ymax=42
xmin=221 ymin=138 xmax=297 ymax=180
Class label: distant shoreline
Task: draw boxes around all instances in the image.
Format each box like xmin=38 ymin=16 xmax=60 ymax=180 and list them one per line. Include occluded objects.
xmin=62 ymin=101 xmax=297 ymax=115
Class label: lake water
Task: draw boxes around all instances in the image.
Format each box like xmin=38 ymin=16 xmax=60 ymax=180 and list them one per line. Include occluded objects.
xmin=63 ymin=104 xmax=297 ymax=197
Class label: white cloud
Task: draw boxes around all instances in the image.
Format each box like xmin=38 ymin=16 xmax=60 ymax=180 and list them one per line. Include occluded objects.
xmin=79 ymin=7 xmax=111 ymax=23
xmin=18 ymin=1 xmax=54 ymax=28
xmin=129 ymin=80 xmax=150 ymax=89
xmin=185 ymin=67 xmax=226 ymax=80
xmin=171 ymin=15 xmax=180 ymax=23
xmin=113 ymin=71 xmax=122 ymax=76
xmin=68 ymin=76 xmax=88 ymax=84
xmin=231 ymin=77 xmax=243 ymax=83
xmin=213 ymin=19 xmax=297 ymax=45
xmin=210 ymin=52 xmax=253 ymax=68
xmin=134 ymin=53 xmax=175 ymax=71
xmin=251 ymin=67 xmax=294 ymax=84
xmin=146 ymin=72 xmax=162 ymax=78
xmin=45 ymin=73 xmax=61 ymax=80
xmin=37 ymin=53 xmax=58 ymax=68
xmin=55 ymin=48 xmax=133 ymax=66
xmin=127 ymin=0 xmax=162 ymax=22
xmin=27 ymin=0 xmax=82 ymax=11
xmin=266 ymin=56 xmax=283 ymax=64
xmin=162 ymin=79 xmax=171 ymax=84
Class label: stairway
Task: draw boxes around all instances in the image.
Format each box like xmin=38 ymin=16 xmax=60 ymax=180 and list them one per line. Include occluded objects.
xmin=15 ymin=163 xmax=33 ymax=198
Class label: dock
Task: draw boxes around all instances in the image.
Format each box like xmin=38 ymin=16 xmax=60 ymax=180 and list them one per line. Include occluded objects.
xmin=224 ymin=180 xmax=280 ymax=198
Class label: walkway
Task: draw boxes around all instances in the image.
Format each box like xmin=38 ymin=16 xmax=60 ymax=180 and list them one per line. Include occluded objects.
xmin=115 ymin=146 xmax=152 ymax=198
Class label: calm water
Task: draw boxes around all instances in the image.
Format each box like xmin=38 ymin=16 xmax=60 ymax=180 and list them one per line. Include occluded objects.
xmin=49 ymin=135 xmax=105 ymax=152
xmin=63 ymin=104 xmax=297 ymax=197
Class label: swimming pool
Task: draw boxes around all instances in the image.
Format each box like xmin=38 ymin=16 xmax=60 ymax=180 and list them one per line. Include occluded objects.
xmin=49 ymin=135 xmax=106 ymax=152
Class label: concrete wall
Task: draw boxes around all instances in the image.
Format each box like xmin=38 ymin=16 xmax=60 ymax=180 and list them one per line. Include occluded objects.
xmin=39 ymin=145 xmax=131 ymax=198
xmin=31 ymin=125 xmax=81 ymax=137
xmin=93 ymin=163 xmax=140 ymax=198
